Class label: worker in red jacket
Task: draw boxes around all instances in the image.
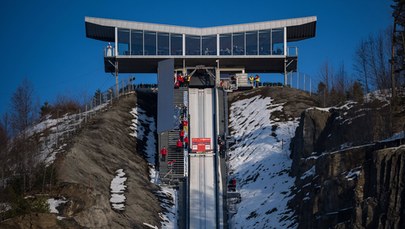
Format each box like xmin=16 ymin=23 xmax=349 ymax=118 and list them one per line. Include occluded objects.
xmin=160 ymin=146 xmax=167 ymax=161
xmin=182 ymin=119 xmax=188 ymax=132
xmin=184 ymin=136 xmax=189 ymax=148
xmin=176 ymin=139 xmax=183 ymax=148
xmin=180 ymin=130 xmax=185 ymax=141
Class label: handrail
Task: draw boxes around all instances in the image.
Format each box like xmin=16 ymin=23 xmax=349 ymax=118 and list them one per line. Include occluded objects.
xmin=287 ymin=46 xmax=298 ymax=57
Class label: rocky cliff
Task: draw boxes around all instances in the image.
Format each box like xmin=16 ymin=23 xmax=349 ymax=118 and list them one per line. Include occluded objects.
xmin=290 ymin=98 xmax=405 ymax=228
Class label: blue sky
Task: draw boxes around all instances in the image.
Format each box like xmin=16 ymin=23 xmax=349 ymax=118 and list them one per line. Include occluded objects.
xmin=0 ymin=0 xmax=392 ymax=116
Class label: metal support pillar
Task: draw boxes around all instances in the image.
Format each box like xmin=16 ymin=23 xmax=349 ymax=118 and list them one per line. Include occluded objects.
xmin=115 ymin=61 xmax=119 ymax=98
xmin=284 ymin=59 xmax=287 ymax=86
xmin=216 ymin=59 xmax=220 ymax=87
xmin=108 ymin=59 xmax=119 ymax=99
xmin=183 ymin=59 xmax=186 ymax=75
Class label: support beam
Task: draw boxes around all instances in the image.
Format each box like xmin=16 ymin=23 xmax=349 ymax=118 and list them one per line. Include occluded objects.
xmin=284 ymin=59 xmax=287 ymax=86
xmin=115 ymin=61 xmax=119 ymax=98
xmin=216 ymin=59 xmax=220 ymax=87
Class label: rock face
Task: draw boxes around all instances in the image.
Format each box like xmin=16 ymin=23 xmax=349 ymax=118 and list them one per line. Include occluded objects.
xmin=290 ymin=108 xmax=331 ymax=176
xmin=356 ymin=147 xmax=405 ymax=228
xmin=290 ymin=101 xmax=405 ymax=228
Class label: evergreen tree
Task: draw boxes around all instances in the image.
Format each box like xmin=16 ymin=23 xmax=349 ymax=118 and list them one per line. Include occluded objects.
xmin=392 ymin=0 xmax=405 ymax=95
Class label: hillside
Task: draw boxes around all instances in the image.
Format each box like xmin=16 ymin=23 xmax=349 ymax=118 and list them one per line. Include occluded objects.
xmin=0 ymin=92 xmax=163 ymax=228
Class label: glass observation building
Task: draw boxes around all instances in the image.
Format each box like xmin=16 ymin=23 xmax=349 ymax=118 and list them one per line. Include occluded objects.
xmin=85 ymin=16 xmax=316 ymax=80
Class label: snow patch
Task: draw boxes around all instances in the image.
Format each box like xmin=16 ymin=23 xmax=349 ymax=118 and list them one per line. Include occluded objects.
xmin=129 ymin=105 xmax=177 ymax=227
xmin=344 ymin=167 xmax=362 ymax=181
xmin=380 ymin=131 xmax=405 ymax=142
xmin=130 ymin=106 xmax=156 ymax=164
xmin=0 ymin=203 xmax=11 ymax=213
xmin=159 ymin=187 xmax=178 ymax=229
xmin=228 ymin=95 xmax=298 ymax=228
xmin=47 ymin=198 xmax=67 ymax=214
xmin=301 ymin=166 xmax=315 ymax=180
xmin=110 ymin=169 xmax=127 ymax=211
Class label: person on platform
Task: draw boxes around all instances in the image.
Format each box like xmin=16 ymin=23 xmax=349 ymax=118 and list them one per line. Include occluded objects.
xmin=176 ymin=139 xmax=183 ymax=148
xmin=160 ymin=146 xmax=167 ymax=161
xmin=228 ymin=178 xmax=237 ymax=191
xmin=180 ymin=130 xmax=185 ymax=141
xmin=184 ymin=136 xmax=189 ymax=149
xmin=249 ymin=75 xmax=254 ymax=86
xmin=185 ymin=74 xmax=191 ymax=87
xmin=254 ymin=75 xmax=261 ymax=88
xmin=177 ymin=74 xmax=184 ymax=87
xmin=182 ymin=119 xmax=188 ymax=132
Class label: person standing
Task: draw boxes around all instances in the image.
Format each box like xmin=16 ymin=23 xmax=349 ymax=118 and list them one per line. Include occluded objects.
xmin=182 ymin=119 xmax=188 ymax=132
xmin=160 ymin=146 xmax=168 ymax=161
xmin=249 ymin=75 xmax=254 ymax=86
xmin=180 ymin=130 xmax=185 ymax=141
xmin=106 ymin=43 xmax=113 ymax=56
xmin=254 ymin=75 xmax=261 ymax=88
xmin=176 ymin=139 xmax=183 ymax=148
xmin=184 ymin=136 xmax=189 ymax=149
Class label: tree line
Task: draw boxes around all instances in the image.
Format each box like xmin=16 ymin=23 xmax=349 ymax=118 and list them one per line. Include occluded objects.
xmin=316 ymin=1 xmax=404 ymax=107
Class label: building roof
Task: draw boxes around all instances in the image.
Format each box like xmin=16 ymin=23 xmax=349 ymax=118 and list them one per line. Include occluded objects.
xmin=85 ymin=16 xmax=316 ymax=42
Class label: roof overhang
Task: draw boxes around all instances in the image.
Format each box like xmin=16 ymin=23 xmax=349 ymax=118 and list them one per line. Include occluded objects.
xmin=85 ymin=16 xmax=316 ymax=42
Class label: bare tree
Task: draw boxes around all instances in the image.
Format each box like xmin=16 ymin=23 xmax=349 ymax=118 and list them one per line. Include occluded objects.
xmin=0 ymin=114 xmax=10 ymax=189
xmin=354 ymin=39 xmax=370 ymax=93
xmin=335 ymin=63 xmax=347 ymax=95
xmin=10 ymin=78 xmax=35 ymax=136
xmin=354 ymin=30 xmax=392 ymax=92
xmin=317 ymin=82 xmax=327 ymax=107
xmin=318 ymin=61 xmax=334 ymax=106
xmin=375 ymin=29 xmax=392 ymax=90
xmin=10 ymin=78 xmax=36 ymax=193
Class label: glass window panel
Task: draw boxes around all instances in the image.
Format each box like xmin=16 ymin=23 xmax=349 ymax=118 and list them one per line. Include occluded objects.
xmin=158 ymin=33 xmax=169 ymax=55
xmin=118 ymin=29 xmax=130 ymax=55
xmin=144 ymin=31 xmax=156 ymax=55
xmin=246 ymin=31 xmax=258 ymax=55
xmin=259 ymin=30 xmax=271 ymax=55
xmin=171 ymin=33 xmax=182 ymax=55
xmin=220 ymin=34 xmax=231 ymax=55
xmin=202 ymin=35 xmax=216 ymax=55
xmin=233 ymin=33 xmax=244 ymax=55
xmin=131 ymin=30 xmax=143 ymax=55
xmin=272 ymin=28 xmax=284 ymax=55
xmin=186 ymin=35 xmax=201 ymax=55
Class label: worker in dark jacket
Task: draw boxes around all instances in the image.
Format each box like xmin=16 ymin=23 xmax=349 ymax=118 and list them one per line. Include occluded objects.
xmin=228 ymin=178 xmax=237 ymax=191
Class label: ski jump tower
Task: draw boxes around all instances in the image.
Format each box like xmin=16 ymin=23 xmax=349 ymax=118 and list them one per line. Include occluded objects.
xmin=85 ymin=16 xmax=316 ymax=229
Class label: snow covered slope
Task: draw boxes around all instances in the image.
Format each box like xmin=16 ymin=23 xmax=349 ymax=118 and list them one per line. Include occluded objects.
xmin=228 ymin=95 xmax=298 ymax=228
